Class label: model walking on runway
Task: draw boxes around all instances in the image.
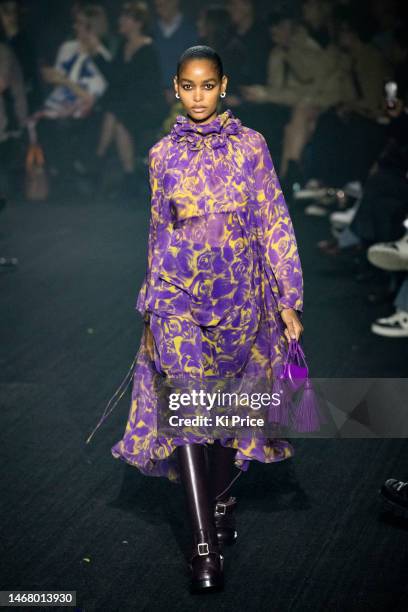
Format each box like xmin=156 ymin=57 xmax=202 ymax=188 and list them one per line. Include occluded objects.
xmin=110 ymin=45 xmax=304 ymax=592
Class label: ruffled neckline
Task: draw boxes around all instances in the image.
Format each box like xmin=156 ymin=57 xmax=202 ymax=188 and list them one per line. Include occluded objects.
xmin=169 ymin=108 xmax=242 ymax=150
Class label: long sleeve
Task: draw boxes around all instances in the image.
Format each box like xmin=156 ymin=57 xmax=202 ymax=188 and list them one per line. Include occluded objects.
xmin=251 ymin=132 xmax=303 ymax=313
xmin=136 ymin=142 xmax=172 ymax=319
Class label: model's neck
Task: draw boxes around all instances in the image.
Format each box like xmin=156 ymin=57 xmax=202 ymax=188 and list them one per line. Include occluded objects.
xmin=186 ymin=110 xmax=219 ymax=125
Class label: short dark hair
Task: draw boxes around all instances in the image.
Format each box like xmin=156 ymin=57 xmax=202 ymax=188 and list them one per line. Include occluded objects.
xmin=267 ymin=8 xmax=294 ymax=27
xmin=176 ymin=45 xmax=224 ymax=80
xmin=121 ymin=1 xmax=150 ymax=34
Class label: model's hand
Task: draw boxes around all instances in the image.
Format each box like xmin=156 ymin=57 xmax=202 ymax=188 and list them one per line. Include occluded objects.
xmin=280 ymin=308 xmax=304 ymax=344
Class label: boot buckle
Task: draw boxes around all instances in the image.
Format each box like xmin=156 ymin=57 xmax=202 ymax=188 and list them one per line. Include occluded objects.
xmin=197 ymin=542 xmax=210 ymax=556
xmin=215 ymin=502 xmax=227 ymax=515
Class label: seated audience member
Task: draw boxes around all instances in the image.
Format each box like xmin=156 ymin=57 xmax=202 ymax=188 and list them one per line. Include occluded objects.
xmin=222 ymin=0 xmax=278 ymax=153
xmin=0 ymin=0 xmax=41 ymax=112
xmin=281 ymin=0 xmax=360 ymax=192
xmin=196 ymin=5 xmax=245 ymax=101
xmin=306 ymin=9 xmax=391 ymax=188
xmin=225 ymin=0 xmax=270 ymax=88
xmin=241 ymin=11 xmax=302 ymax=107
xmin=33 ymin=4 xmax=112 ymax=190
xmin=151 ymin=0 xmax=198 ymax=103
xmin=95 ymin=1 xmax=167 ymax=198
xmin=0 ymin=41 xmax=27 ymax=196
xmin=318 ymin=91 xmax=408 ymax=259
xmin=39 ymin=4 xmax=111 ymax=119
xmin=239 ymin=10 xmax=301 ymax=164
xmin=370 ymin=0 xmax=403 ymax=64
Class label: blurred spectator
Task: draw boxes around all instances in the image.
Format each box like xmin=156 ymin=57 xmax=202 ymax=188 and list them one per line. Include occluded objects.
xmin=230 ymin=9 xmax=296 ymax=164
xmin=336 ymin=11 xmax=390 ymax=119
xmin=151 ymin=0 xmax=198 ymax=102
xmin=306 ymin=9 xmax=392 ymax=188
xmin=225 ymin=0 xmax=270 ymax=88
xmin=318 ymin=94 xmax=408 ymax=259
xmin=95 ymin=1 xmax=167 ymax=198
xmin=388 ymin=27 xmax=408 ymax=97
xmin=33 ymin=3 xmax=112 ymax=194
xmin=370 ymin=0 xmax=403 ymax=64
xmin=262 ymin=0 xmax=350 ymax=190
xmin=196 ymin=4 xmax=245 ymax=100
xmin=0 ymin=0 xmax=41 ymax=112
xmin=241 ymin=11 xmax=300 ymax=107
xmin=0 ymin=41 xmax=27 ymax=196
xmin=40 ymin=3 xmax=111 ymax=119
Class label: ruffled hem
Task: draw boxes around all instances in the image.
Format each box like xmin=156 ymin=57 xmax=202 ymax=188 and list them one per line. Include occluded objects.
xmin=111 ymin=435 xmax=294 ymax=483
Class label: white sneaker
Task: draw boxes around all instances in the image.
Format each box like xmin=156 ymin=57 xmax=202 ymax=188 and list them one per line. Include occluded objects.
xmin=304 ymin=204 xmax=329 ymax=216
xmin=367 ymin=233 xmax=408 ymax=271
xmin=371 ymin=310 xmax=408 ymax=337
xmin=330 ymin=201 xmax=360 ymax=229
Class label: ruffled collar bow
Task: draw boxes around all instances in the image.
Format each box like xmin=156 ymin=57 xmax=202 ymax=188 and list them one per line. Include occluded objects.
xmin=169 ymin=108 xmax=242 ymax=150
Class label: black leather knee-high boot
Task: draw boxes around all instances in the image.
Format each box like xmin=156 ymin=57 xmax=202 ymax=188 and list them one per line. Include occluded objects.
xmin=177 ymin=443 xmax=224 ymax=592
xmin=209 ymin=440 xmax=240 ymax=546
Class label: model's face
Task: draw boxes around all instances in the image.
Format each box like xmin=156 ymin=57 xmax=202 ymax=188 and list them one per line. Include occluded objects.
xmin=174 ymin=59 xmax=227 ymax=123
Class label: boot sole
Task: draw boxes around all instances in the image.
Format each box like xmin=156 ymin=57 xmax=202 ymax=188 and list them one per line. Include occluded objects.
xmin=217 ymin=531 xmax=238 ymax=546
xmin=191 ymin=577 xmax=224 ymax=593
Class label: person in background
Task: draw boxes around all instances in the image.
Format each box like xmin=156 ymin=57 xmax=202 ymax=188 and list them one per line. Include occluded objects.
xmin=33 ymin=3 xmax=112 ymax=193
xmin=0 ymin=0 xmax=40 ymax=112
xmin=151 ymin=0 xmax=198 ymax=104
xmin=225 ymin=0 xmax=270 ymax=89
xmin=0 ymin=41 xmax=27 ymax=196
xmin=277 ymin=0 xmax=352 ymax=193
xmin=307 ymin=8 xmax=391 ymax=190
xmin=39 ymin=3 xmax=111 ymax=119
xmin=317 ymin=90 xmax=408 ymax=279
xmin=196 ymin=4 xmax=245 ymax=102
xmin=95 ymin=1 xmax=167 ymax=199
xmin=239 ymin=10 xmax=298 ymax=166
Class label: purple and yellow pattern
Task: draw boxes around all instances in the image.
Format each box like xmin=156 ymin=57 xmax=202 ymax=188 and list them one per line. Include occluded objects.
xmin=109 ymin=109 xmax=304 ymax=482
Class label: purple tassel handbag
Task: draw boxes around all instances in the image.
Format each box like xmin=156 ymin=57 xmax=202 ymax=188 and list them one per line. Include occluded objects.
xmin=269 ymin=339 xmax=323 ymax=433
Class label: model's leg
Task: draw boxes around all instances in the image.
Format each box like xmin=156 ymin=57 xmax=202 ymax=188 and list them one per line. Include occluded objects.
xmin=149 ymin=314 xmax=224 ymax=590
xmin=209 ymin=440 xmax=237 ymax=502
xmin=177 ymin=443 xmax=224 ymax=591
xmin=209 ymin=440 xmax=239 ymax=546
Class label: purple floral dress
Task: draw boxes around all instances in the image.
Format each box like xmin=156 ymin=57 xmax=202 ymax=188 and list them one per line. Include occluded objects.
xmin=92 ymin=109 xmax=304 ymax=483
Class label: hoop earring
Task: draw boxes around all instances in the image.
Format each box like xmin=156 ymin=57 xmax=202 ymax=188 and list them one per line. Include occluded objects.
xmin=220 ymin=92 xmax=226 ymax=98
xmin=175 ymin=93 xmax=180 ymax=99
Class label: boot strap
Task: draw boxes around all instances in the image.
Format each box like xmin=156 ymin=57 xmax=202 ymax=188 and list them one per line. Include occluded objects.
xmin=214 ymin=496 xmax=237 ymax=516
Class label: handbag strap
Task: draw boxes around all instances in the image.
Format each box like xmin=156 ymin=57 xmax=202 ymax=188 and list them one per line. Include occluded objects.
xmin=286 ymin=339 xmax=308 ymax=368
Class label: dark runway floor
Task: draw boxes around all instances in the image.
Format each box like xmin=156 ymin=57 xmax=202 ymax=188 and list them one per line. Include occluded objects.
xmin=1 ymin=191 xmax=408 ymax=612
